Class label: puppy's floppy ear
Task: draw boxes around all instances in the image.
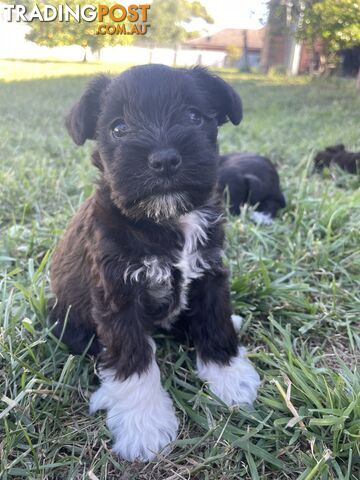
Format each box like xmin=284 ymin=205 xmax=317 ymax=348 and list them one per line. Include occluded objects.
xmin=66 ymin=75 xmax=111 ymax=145
xmin=189 ymin=67 xmax=242 ymax=125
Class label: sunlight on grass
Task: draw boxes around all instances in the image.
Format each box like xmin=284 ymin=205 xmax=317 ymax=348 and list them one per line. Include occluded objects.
xmin=1 ymin=59 xmax=311 ymax=84
xmin=0 ymin=60 xmax=130 ymax=81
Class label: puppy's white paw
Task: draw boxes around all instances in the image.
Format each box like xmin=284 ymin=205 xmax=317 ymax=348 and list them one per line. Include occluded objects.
xmin=90 ymin=361 xmax=178 ymax=461
xmin=231 ymin=314 xmax=243 ymax=332
xmin=197 ymin=347 xmax=260 ymax=406
xmin=107 ymin=387 xmax=177 ymax=461
xmin=250 ymin=211 xmax=274 ymax=225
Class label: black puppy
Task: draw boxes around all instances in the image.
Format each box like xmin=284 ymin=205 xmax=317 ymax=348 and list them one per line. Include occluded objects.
xmin=49 ymin=65 xmax=260 ymax=461
xmin=218 ymin=152 xmax=286 ymax=223
xmin=314 ymin=144 xmax=360 ymax=174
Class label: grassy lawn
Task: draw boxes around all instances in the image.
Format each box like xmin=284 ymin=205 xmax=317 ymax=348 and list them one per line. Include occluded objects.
xmin=0 ymin=60 xmax=359 ymax=479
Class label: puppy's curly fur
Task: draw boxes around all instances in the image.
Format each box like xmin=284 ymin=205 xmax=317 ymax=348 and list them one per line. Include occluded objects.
xmin=49 ymin=65 xmax=260 ymax=461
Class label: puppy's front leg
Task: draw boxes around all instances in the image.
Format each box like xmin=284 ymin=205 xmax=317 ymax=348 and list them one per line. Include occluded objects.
xmin=90 ymin=300 xmax=178 ymax=461
xmin=188 ymin=268 xmax=260 ymax=406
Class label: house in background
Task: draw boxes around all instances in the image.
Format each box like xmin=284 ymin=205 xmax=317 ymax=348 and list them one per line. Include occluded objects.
xmin=184 ymin=28 xmax=266 ymax=69
xmin=182 ymin=21 xmax=317 ymax=74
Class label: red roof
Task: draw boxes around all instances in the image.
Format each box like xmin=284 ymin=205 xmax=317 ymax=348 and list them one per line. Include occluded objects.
xmin=184 ymin=28 xmax=265 ymax=51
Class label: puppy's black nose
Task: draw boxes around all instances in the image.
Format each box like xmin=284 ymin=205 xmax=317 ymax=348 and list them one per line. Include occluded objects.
xmin=148 ymin=148 xmax=182 ymax=175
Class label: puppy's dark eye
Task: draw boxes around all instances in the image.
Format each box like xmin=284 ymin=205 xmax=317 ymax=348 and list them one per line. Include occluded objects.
xmin=187 ymin=108 xmax=203 ymax=126
xmin=111 ymin=120 xmax=127 ymax=138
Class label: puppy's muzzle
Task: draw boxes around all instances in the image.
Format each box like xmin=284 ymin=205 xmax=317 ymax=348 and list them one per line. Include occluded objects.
xmin=148 ymin=148 xmax=182 ymax=176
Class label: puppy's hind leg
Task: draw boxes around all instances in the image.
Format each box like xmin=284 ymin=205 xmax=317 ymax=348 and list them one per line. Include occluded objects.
xmin=49 ymin=304 xmax=100 ymax=355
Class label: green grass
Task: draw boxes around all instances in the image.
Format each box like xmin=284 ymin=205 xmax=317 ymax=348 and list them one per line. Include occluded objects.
xmin=0 ymin=60 xmax=359 ymax=480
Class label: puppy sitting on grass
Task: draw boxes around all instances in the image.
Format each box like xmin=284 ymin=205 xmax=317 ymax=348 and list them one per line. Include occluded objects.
xmin=49 ymin=65 xmax=260 ymax=462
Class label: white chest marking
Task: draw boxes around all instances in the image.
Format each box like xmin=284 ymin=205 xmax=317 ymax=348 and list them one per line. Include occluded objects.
xmin=122 ymin=209 xmax=221 ymax=324
xmin=124 ymin=256 xmax=172 ymax=286
xmin=177 ymin=211 xmax=210 ymax=281
xmin=176 ymin=209 xmax=220 ymax=309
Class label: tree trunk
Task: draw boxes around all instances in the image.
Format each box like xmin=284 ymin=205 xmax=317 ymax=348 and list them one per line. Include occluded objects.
xmin=243 ymin=30 xmax=249 ymax=72
xmin=94 ymin=48 xmax=101 ymax=61
xmin=357 ymin=66 xmax=360 ymax=89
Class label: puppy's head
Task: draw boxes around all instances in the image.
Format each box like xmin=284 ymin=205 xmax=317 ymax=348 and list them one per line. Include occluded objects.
xmin=66 ymin=65 xmax=242 ymax=221
xmin=314 ymin=151 xmax=332 ymax=170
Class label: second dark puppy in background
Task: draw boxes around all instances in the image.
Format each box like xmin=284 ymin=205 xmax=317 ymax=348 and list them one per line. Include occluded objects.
xmin=218 ymin=152 xmax=286 ymax=224
xmin=314 ymin=144 xmax=360 ymax=174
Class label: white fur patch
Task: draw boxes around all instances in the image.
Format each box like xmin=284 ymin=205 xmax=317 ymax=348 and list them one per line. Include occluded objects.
xmin=138 ymin=193 xmax=190 ymax=222
xmin=124 ymin=256 xmax=172 ymax=285
xmin=231 ymin=314 xmax=243 ymax=332
xmin=179 ymin=210 xmax=214 ymax=253
xmin=176 ymin=209 xmax=221 ymax=308
xmin=123 ymin=208 xmax=221 ymax=326
xmin=90 ymin=340 xmax=178 ymax=461
xmin=250 ymin=211 xmax=274 ymax=225
xmin=197 ymin=347 xmax=260 ymax=406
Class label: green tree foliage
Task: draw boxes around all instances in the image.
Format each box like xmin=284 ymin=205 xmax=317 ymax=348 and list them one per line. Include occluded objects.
xmin=146 ymin=0 xmax=214 ymax=46
xmin=226 ymin=44 xmax=242 ymax=67
xmin=24 ymin=1 xmax=133 ymax=60
xmin=268 ymin=0 xmax=360 ymax=79
xmin=287 ymin=0 xmax=360 ymax=52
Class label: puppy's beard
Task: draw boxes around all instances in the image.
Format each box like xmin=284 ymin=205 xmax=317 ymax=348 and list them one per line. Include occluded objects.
xmin=124 ymin=193 xmax=192 ymax=222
